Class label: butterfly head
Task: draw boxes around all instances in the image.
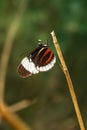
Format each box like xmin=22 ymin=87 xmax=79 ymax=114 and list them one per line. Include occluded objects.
xmin=38 ymin=39 xmax=48 ymax=47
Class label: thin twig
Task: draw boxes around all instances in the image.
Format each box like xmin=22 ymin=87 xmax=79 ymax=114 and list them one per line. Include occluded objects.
xmin=51 ymin=31 xmax=85 ymax=130
xmin=0 ymin=103 xmax=30 ymax=130
xmin=8 ymin=99 xmax=36 ymax=112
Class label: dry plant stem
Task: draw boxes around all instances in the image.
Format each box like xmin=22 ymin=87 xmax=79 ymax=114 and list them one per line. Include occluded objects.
xmin=0 ymin=103 xmax=30 ymax=130
xmin=0 ymin=0 xmax=26 ymax=103
xmin=0 ymin=18 xmax=20 ymax=102
xmin=51 ymin=31 xmax=85 ymax=130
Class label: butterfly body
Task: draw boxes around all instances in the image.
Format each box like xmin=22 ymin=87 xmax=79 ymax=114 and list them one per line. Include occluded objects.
xmin=17 ymin=42 xmax=56 ymax=78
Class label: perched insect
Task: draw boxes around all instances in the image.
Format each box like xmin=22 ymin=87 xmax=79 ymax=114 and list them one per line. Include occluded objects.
xmin=17 ymin=41 xmax=56 ymax=78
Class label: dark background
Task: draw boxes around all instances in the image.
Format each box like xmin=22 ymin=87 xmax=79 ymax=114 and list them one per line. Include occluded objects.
xmin=0 ymin=0 xmax=87 ymax=130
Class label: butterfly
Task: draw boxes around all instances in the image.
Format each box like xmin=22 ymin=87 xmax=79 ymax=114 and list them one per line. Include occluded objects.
xmin=17 ymin=41 xmax=56 ymax=78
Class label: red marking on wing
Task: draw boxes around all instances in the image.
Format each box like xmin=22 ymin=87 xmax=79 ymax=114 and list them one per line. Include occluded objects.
xmin=40 ymin=48 xmax=54 ymax=65
xmin=44 ymin=51 xmax=54 ymax=64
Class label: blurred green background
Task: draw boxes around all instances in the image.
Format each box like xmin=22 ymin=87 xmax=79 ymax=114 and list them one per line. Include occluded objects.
xmin=0 ymin=0 xmax=87 ymax=130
